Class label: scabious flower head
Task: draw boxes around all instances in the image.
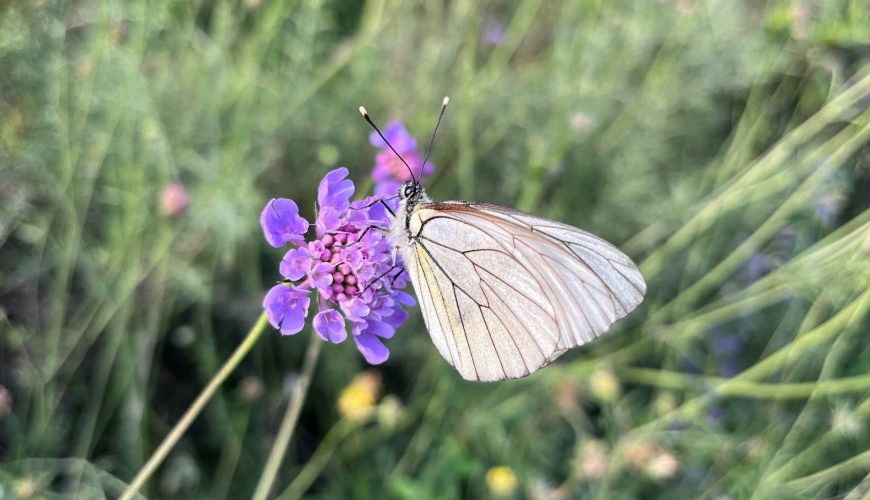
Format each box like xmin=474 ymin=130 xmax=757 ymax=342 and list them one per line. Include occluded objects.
xmin=370 ymin=121 xmax=434 ymax=200
xmin=261 ymin=167 xmax=415 ymax=364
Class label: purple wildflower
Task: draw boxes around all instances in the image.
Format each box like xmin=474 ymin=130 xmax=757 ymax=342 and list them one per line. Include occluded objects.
xmin=481 ymin=19 xmax=506 ymax=46
xmin=707 ymin=406 xmax=726 ymax=426
xmin=710 ymin=334 xmax=743 ymax=357
xmin=370 ymin=122 xmax=434 ymax=200
xmin=717 ymin=359 xmax=741 ymax=378
xmin=261 ymin=167 xmax=414 ymax=364
xmin=746 ymin=253 xmax=768 ymax=281
xmin=261 ymin=198 xmax=309 ymax=248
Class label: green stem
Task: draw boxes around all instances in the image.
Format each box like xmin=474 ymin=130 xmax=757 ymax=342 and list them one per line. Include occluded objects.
xmin=119 ymin=312 xmax=270 ymax=500
xmin=252 ymin=331 xmax=322 ymax=500
xmin=620 ymin=368 xmax=870 ymax=399
xmin=785 ymin=449 xmax=870 ymax=492
xmin=276 ymin=416 xmax=373 ymax=500
xmin=621 ymin=290 xmax=870 ymax=439
xmin=765 ymin=398 xmax=870 ymax=484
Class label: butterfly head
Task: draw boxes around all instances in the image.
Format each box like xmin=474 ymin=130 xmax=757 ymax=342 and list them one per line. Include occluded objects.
xmin=399 ymin=180 xmax=419 ymax=201
xmin=398 ymin=180 xmax=428 ymax=210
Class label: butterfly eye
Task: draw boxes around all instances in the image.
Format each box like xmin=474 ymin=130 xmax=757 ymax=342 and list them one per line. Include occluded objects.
xmin=403 ymin=184 xmax=416 ymax=199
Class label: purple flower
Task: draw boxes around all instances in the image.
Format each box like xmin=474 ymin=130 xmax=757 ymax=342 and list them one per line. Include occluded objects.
xmin=707 ymin=407 xmax=726 ymax=426
xmin=710 ymin=335 xmax=743 ymax=357
xmin=369 ymin=122 xmax=434 ymax=200
xmin=280 ymin=247 xmax=310 ymax=281
xmin=263 ymin=285 xmax=310 ymax=335
xmin=313 ymin=310 xmax=347 ymax=343
xmin=318 ymin=167 xmax=355 ymax=213
xmin=718 ymin=359 xmax=741 ymax=378
xmin=481 ymin=19 xmax=506 ymax=46
xmin=260 ymin=167 xmax=415 ymax=364
xmin=746 ymin=253 xmax=768 ymax=281
xmin=261 ymin=198 xmax=309 ymax=248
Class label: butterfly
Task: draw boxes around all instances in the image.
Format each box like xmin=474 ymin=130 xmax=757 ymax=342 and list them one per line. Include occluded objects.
xmin=361 ymin=98 xmax=646 ymax=382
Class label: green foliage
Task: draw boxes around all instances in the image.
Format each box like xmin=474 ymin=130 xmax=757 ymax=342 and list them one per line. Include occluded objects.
xmin=1 ymin=0 xmax=869 ymax=498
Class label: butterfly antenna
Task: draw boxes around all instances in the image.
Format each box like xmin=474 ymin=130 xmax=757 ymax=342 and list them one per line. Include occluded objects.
xmin=421 ymin=96 xmax=449 ymax=172
xmin=358 ymin=106 xmax=417 ymax=184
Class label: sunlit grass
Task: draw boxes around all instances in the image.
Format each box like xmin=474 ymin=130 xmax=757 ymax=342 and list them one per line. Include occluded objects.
xmin=1 ymin=0 xmax=868 ymax=498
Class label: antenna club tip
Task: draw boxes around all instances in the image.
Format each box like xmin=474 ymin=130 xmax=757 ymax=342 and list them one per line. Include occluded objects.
xmin=442 ymin=96 xmax=450 ymax=106
xmin=358 ymin=106 xmax=368 ymax=117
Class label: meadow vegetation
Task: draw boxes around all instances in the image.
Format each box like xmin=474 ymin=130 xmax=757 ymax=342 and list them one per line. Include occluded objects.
xmin=1 ymin=1 xmax=869 ymax=498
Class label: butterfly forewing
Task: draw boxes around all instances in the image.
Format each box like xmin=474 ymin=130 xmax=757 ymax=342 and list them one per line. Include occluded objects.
xmin=400 ymin=201 xmax=646 ymax=382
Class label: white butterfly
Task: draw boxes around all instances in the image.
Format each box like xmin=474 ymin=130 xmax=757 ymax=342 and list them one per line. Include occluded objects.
xmin=361 ymin=98 xmax=646 ymax=382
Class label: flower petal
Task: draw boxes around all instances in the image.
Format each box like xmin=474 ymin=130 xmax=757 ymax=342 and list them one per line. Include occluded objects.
xmin=364 ymin=318 xmax=395 ymax=339
xmin=392 ymin=290 xmax=416 ymax=307
xmin=353 ymin=329 xmax=390 ymax=365
xmin=374 ymin=180 xmax=402 ymax=206
xmin=308 ymin=261 xmax=334 ymax=289
xmin=263 ymin=285 xmax=310 ymax=335
xmin=341 ymin=297 xmax=371 ymax=322
xmin=317 ymin=167 xmax=355 ymax=213
xmin=383 ymin=307 xmax=409 ymax=329
xmin=279 ymin=247 xmax=311 ymax=281
xmin=315 ymin=206 xmax=343 ymax=236
xmin=260 ymin=198 xmax=309 ymax=248
xmin=313 ymin=309 xmax=348 ymax=343
xmin=368 ymin=121 xmax=417 ymax=152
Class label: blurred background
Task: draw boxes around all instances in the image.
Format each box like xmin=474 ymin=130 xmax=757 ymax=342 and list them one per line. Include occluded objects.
xmin=1 ymin=0 xmax=869 ymax=498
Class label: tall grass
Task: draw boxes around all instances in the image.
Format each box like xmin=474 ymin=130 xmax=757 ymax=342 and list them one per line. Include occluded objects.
xmin=1 ymin=0 xmax=868 ymax=498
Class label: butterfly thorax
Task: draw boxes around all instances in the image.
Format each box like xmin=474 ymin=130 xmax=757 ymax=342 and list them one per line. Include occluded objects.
xmin=390 ymin=181 xmax=430 ymax=247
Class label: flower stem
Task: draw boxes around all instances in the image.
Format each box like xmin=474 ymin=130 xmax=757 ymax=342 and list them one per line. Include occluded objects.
xmin=252 ymin=330 xmax=322 ymax=500
xmin=119 ymin=312 xmax=270 ymax=500
xmin=276 ymin=415 xmax=373 ymax=500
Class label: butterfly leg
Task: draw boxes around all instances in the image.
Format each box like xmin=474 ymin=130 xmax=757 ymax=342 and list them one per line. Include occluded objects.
xmin=361 ymin=261 xmax=403 ymax=294
xmin=378 ymin=198 xmax=396 ymax=217
xmin=345 ymin=224 xmax=389 ymax=248
xmin=349 ymin=196 xmax=398 ymax=217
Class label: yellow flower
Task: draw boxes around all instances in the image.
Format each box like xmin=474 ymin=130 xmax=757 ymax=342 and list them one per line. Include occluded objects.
xmin=589 ymin=369 xmax=620 ymax=403
xmin=486 ymin=466 xmax=519 ymax=497
xmin=337 ymin=370 xmax=382 ymax=420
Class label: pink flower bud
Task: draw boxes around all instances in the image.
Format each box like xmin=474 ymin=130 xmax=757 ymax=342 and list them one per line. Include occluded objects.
xmin=158 ymin=183 xmax=190 ymax=217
